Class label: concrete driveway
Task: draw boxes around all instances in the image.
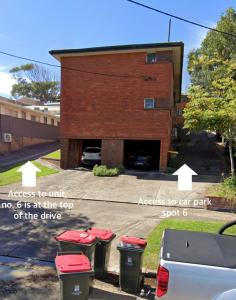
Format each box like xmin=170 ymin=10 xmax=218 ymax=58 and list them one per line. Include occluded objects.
xmin=0 ymin=192 xmax=235 ymax=272
xmin=0 ymin=167 xmax=216 ymax=208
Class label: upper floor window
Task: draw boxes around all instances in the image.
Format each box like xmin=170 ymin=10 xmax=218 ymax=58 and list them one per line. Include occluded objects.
xmin=176 ymin=108 xmax=183 ymax=116
xmin=22 ymin=111 xmax=26 ymax=119
xmin=146 ymin=53 xmax=157 ymax=64
xmin=144 ymin=98 xmax=156 ymax=109
xmin=31 ymin=115 xmax=36 ymax=122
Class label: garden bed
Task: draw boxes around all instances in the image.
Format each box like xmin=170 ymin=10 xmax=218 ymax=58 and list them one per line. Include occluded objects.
xmin=206 ymin=195 xmax=236 ymax=212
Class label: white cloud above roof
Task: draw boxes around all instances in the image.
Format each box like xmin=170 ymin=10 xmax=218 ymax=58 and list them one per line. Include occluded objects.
xmin=0 ymin=71 xmax=16 ymax=97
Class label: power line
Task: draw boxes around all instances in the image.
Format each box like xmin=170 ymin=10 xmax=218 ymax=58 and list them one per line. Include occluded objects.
xmin=126 ymin=0 xmax=236 ymax=38
xmin=0 ymin=50 xmax=147 ymax=79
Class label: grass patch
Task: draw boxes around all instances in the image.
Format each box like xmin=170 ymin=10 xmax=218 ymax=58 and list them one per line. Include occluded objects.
xmin=44 ymin=150 xmax=61 ymax=160
xmin=143 ymin=218 xmax=236 ymax=270
xmin=93 ymin=165 xmax=123 ymax=177
xmin=208 ymin=176 xmax=236 ymax=201
xmin=0 ymin=161 xmax=59 ymax=186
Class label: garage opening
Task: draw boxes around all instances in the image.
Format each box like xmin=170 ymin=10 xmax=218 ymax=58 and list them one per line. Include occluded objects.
xmin=124 ymin=140 xmax=160 ymax=170
xmin=82 ymin=139 xmax=101 ymax=151
xmin=80 ymin=139 xmax=102 ymax=167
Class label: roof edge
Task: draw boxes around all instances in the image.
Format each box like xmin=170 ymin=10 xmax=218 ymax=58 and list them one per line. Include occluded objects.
xmin=49 ymin=42 xmax=184 ymax=56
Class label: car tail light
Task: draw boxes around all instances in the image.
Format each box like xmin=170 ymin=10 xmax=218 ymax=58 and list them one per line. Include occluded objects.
xmin=156 ymin=265 xmax=169 ymax=297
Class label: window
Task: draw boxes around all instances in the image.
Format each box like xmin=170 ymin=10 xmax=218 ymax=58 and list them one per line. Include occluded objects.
xmin=44 ymin=107 xmax=48 ymax=112
xmin=146 ymin=53 xmax=157 ymax=64
xmin=22 ymin=111 xmax=26 ymax=119
xmin=176 ymin=107 xmax=183 ymax=116
xmin=51 ymin=118 xmax=55 ymax=126
xmin=144 ymin=98 xmax=156 ymax=109
xmin=31 ymin=115 xmax=36 ymax=122
xmin=44 ymin=116 xmax=47 ymax=124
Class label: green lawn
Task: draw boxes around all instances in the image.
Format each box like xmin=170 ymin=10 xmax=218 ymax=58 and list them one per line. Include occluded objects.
xmin=44 ymin=150 xmax=61 ymax=160
xmin=0 ymin=161 xmax=59 ymax=186
xmin=143 ymin=218 xmax=236 ymax=270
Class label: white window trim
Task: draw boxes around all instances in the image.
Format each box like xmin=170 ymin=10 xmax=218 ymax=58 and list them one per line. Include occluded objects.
xmin=144 ymin=98 xmax=156 ymax=109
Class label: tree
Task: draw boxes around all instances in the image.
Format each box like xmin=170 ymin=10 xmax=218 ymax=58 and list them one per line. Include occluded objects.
xmin=184 ymin=60 xmax=236 ymax=176
xmin=188 ymin=8 xmax=236 ymax=92
xmin=10 ymin=64 xmax=60 ymax=103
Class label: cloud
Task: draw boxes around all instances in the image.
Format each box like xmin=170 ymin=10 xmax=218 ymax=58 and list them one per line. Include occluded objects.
xmin=0 ymin=64 xmax=14 ymax=71
xmin=0 ymin=71 xmax=16 ymax=97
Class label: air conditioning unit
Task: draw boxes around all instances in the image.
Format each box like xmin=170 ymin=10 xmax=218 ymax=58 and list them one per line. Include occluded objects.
xmin=3 ymin=133 xmax=12 ymax=143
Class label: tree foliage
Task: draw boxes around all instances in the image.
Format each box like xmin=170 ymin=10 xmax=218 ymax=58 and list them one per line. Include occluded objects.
xmin=185 ymin=7 xmax=236 ymax=176
xmin=188 ymin=8 xmax=236 ymax=91
xmin=184 ymin=60 xmax=236 ymax=176
xmin=10 ymin=64 xmax=60 ymax=103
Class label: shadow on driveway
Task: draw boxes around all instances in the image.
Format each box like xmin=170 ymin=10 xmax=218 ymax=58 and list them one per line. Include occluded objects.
xmin=0 ymin=198 xmax=94 ymax=262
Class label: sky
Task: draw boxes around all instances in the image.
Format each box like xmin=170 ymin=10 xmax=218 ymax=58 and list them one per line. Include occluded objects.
xmin=0 ymin=0 xmax=235 ymax=98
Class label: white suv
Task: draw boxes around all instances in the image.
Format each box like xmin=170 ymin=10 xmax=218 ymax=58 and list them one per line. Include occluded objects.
xmin=81 ymin=147 xmax=101 ymax=166
xmin=212 ymin=290 xmax=236 ymax=300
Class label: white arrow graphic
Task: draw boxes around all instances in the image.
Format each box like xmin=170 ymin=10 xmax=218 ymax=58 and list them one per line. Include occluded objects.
xmin=17 ymin=161 xmax=41 ymax=187
xmin=173 ymin=164 xmax=197 ymax=191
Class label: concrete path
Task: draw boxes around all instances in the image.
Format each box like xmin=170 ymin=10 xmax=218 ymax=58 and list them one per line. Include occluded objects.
xmin=177 ymin=131 xmax=228 ymax=175
xmin=0 ymin=142 xmax=59 ymax=171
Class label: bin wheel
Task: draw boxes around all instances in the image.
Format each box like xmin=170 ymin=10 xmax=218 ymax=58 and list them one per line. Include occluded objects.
xmin=218 ymin=220 xmax=236 ymax=235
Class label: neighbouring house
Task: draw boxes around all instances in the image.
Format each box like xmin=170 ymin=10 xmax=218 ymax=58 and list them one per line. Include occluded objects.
xmin=173 ymin=94 xmax=189 ymax=142
xmin=175 ymin=94 xmax=188 ymax=127
xmin=24 ymin=102 xmax=60 ymax=117
xmin=50 ymin=42 xmax=184 ymax=171
xmin=17 ymin=97 xmax=41 ymax=106
xmin=0 ymin=96 xmax=60 ymax=155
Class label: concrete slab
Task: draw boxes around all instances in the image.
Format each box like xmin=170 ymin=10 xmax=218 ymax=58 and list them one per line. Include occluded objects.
xmin=0 ymin=169 xmax=213 ymax=208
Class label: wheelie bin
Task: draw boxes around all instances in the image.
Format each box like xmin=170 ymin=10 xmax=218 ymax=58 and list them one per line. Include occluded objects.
xmin=55 ymin=252 xmax=94 ymax=300
xmin=55 ymin=230 xmax=97 ymax=266
xmin=87 ymin=227 xmax=116 ymax=279
xmin=117 ymin=236 xmax=147 ymax=294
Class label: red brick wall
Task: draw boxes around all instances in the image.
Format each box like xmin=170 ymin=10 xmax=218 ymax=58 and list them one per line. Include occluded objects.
xmin=60 ymin=51 xmax=174 ymax=170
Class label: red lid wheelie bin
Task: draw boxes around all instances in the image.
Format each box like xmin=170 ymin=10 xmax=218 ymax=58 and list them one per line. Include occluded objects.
xmin=55 ymin=230 xmax=97 ymax=266
xmin=117 ymin=236 xmax=147 ymax=294
xmin=87 ymin=227 xmax=116 ymax=279
xmin=55 ymin=252 xmax=94 ymax=300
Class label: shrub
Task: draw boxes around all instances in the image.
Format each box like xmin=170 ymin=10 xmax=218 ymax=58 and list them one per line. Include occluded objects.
xmin=210 ymin=175 xmax=236 ymax=201
xmin=93 ymin=165 xmax=123 ymax=177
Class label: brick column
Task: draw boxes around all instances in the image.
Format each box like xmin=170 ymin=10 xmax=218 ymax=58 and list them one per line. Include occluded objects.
xmin=61 ymin=139 xmax=82 ymax=169
xmin=159 ymin=139 xmax=169 ymax=172
xmin=101 ymin=139 xmax=124 ymax=167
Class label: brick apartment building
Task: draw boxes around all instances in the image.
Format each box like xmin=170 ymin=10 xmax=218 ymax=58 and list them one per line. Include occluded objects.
xmin=50 ymin=42 xmax=184 ymax=171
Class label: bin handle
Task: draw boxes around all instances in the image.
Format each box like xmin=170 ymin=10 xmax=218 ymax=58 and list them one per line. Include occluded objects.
xmin=55 ymin=230 xmax=69 ymax=241
xmin=56 ymin=251 xmax=84 ymax=256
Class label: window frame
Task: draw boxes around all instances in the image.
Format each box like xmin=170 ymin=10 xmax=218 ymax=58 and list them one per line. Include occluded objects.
xmin=31 ymin=115 xmax=36 ymax=122
xmin=144 ymin=98 xmax=156 ymax=110
xmin=146 ymin=52 xmax=157 ymax=64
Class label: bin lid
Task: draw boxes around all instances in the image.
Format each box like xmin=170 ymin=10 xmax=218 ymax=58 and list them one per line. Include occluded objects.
xmin=55 ymin=230 xmax=97 ymax=244
xmin=87 ymin=228 xmax=114 ymax=241
xmin=121 ymin=236 xmax=147 ymax=248
xmin=55 ymin=254 xmax=92 ymax=273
